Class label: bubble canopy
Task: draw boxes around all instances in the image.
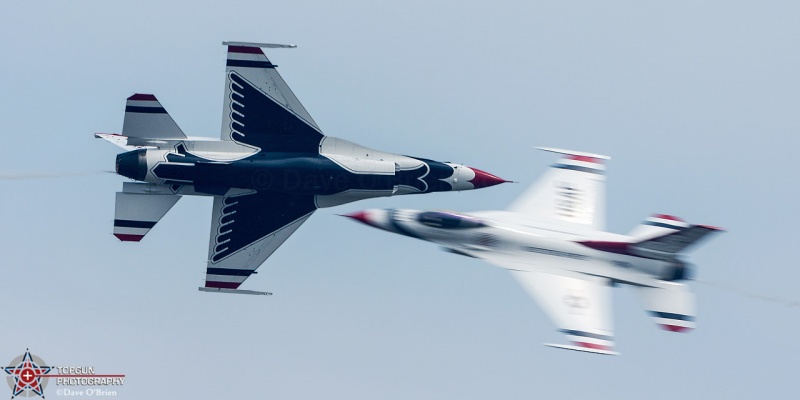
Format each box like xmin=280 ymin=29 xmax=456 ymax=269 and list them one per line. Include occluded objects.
xmin=416 ymin=211 xmax=485 ymax=229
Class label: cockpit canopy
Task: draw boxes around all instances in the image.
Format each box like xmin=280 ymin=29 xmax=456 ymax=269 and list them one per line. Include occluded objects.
xmin=417 ymin=211 xmax=485 ymax=229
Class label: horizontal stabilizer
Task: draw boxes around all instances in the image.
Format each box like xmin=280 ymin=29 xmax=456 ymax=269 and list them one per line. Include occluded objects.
xmin=634 ymin=284 xmax=696 ymax=332
xmin=122 ymin=94 xmax=186 ymax=139
xmin=114 ymin=189 xmax=181 ymax=241
xmin=632 ymin=224 xmax=723 ymax=259
xmin=545 ymin=343 xmax=619 ymax=356
xmin=95 ymin=133 xmax=137 ymax=150
xmin=628 ymin=214 xmax=689 ymax=241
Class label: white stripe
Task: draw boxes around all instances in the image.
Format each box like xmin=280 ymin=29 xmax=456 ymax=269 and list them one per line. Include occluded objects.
xmin=227 ymin=52 xmax=269 ymax=62
xmin=205 ymin=274 xmax=247 ymax=283
xmin=652 ymin=317 xmax=695 ymax=328
xmin=126 ymin=99 xmax=163 ymax=108
xmin=113 ymin=227 xmax=150 ymax=236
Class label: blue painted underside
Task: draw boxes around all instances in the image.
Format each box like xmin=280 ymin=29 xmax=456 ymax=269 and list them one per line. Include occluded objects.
xmin=113 ymin=219 xmax=156 ymax=228
xmin=395 ymin=157 xmax=456 ymax=193
xmin=210 ymin=191 xmax=316 ymax=263
xmin=206 ymin=267 xmax=254 ymax=276
xmin=226 ymin=59 xmax=276 ymax=69
xmin=155 ymin=153 xmax=397 ymax=195
xmin=155 ymin=151 xmax=456 ymax=196
xmin=125 ymin=106 xmax=167 ymax=114
xmin=228 ymin=72 xmax=323 ymax=153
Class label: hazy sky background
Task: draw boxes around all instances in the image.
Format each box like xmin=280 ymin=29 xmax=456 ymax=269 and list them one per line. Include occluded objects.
xmin=2 ymin=1 xmax=799 ymax=398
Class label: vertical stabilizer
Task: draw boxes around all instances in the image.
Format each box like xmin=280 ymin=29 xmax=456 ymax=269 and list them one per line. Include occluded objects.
xmin=122 ymin=93 xmax=186 ymax=139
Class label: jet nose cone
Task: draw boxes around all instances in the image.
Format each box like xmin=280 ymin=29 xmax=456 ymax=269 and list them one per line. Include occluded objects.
xmin=342 ymin=209 xmax=395 ymax=232
xmin=342 ymin=211 xmax=372 ymax=225
xmin=468 ymin=167 xmax=509 ymax=189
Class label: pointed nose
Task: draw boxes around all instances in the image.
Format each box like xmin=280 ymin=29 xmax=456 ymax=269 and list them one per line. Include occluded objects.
xmin=342 ymin=209 xmax=398 ymax=232
xmin=343 ymin=210 xmax=372 ymax=226
xmin=468 ymin=167 xmax=509 ymax=189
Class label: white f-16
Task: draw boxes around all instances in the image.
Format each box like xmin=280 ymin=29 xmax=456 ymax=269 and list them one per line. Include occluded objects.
xmin=346 ymin=148 xmax=722 ymax=355
xmin=96 ymin=42 xmax=507 ymax=294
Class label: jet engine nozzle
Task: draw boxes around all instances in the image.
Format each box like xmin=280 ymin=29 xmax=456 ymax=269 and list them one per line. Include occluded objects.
xmin=664 ymin=261 xmax=694 ymax=281
xmin=116 ymin=149 xmax=148 ymax=181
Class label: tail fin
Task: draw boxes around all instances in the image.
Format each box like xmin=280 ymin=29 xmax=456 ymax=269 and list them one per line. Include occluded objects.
xmin=113 ymin=183 xmax=181 ymax=241
xmin=627 ymin=214 xmax=723 ymax=260
xmin=122 ymin=94 xmax=186 ymax=139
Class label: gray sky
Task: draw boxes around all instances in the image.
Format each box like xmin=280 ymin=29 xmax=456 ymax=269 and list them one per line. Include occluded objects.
xmin=2 ymin=1 xmax=799 ymax=398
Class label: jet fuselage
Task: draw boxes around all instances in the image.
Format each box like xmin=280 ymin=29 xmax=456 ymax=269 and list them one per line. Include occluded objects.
xmin=115 ymin=137 xmax=505 ymax=200
xmin=349 ymin=209 xmax=691 ymax=286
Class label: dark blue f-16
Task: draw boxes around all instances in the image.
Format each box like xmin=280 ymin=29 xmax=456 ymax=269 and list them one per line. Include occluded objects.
xmin=97 ymin=42 xmax=507 ymax=294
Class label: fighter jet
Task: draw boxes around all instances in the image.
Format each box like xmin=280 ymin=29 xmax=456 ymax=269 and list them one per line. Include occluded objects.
xmin=96 ymin=42 xmax=507 ymax=295
xmin=346 ymin=148 xmax=722 ymax=355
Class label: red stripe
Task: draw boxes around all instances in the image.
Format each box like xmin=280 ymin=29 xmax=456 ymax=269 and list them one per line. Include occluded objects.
xmin=653 ymin=214 xmax=683 ymax=222
xmin=127 ymin=93 xmax=157 ymax=101
xmin=228 ymin=45 xmax=264 ymax=55
xmin=114 ymin=233 xmax=144 ymax=242
xmin=660 ymin=324 xmax=691 ymax=333
xmin=205 ymin=281 xmax=241 ymax=289
xmin=574 ymin=341 xmax=612 ymax=351
xmin=568 ymin=155 xmax=600 ymax=163
xmin=578 ymin=240 xmax=631 ymax=255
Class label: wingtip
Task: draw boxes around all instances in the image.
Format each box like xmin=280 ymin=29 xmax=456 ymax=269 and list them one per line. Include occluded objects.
xmin=114 ymin=233 xmax=144 ymax=242
xmin=536 ymin=147 xmax=611 ymax=161
xmin=199 ymin=287 xmax=272 ymax=296
xmin=127 ymin=93 xmax=158 ymax=101
xmin=223 ymin=41 xmax=297 ymax=49
xmin=660 ymin=324 xmax=693 ymax=333
xmin=545 ymin=343 xmax=619 ymax=356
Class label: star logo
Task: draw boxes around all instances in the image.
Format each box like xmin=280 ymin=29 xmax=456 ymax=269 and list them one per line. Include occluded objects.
xmin=4 ymin=350 xmax=51 ymax=398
